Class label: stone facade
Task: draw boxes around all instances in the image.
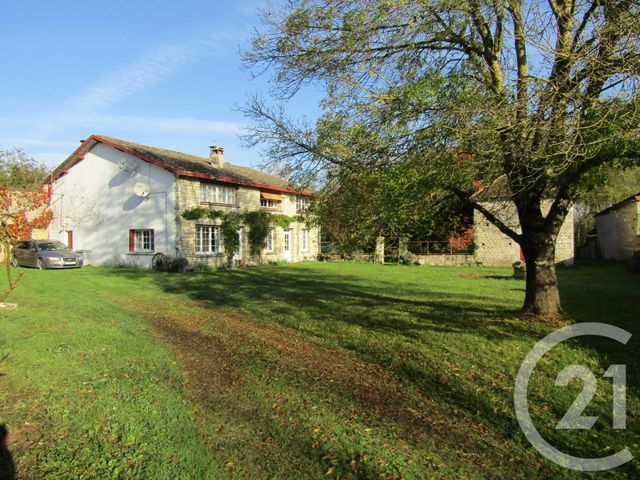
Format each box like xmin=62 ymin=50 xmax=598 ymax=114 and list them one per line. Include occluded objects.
xmin=596 ymin=197 xmax=640 ymax=261
xmin=474 ymin=200 xmax=575 ymax=266
xmin=175 ymin=177 xmax=319 ymax=266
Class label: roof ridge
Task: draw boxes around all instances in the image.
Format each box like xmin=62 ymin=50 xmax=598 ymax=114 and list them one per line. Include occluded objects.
xmin=97 ymin=134 xmax=210 ymax=165
xmin=95 ymin=133 xmax=278 ymax=176
xmin=595 ymin=191 xmax=640 ymax=216
xmin=89 ymin=134 xmax=304 ymax=193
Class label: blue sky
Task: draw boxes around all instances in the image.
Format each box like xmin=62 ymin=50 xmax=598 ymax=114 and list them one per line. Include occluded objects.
xmin=0 ymin=0 xmax=319 ymax=170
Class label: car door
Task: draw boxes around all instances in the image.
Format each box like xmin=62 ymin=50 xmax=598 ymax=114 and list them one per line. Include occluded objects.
xmin=13 ymin=242 xmax=28 ymax=265
xmin=23 ymin=241 xmax=37 ymax=267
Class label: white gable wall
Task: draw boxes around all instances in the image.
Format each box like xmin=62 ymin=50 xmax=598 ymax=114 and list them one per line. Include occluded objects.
xmin=49 ymin=143 xmax=176 ymax=267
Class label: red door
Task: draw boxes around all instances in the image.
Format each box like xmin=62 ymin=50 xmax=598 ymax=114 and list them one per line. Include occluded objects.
xmin=67 ymin=231 xmax=73 ymax=250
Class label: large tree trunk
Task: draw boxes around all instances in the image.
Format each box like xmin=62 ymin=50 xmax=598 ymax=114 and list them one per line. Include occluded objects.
xmin=520 ymin=231 xmax=562 ymax=317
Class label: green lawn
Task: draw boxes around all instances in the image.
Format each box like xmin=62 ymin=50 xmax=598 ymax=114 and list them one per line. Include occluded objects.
xmin=0 ymin=262 xmax=638 ymax=479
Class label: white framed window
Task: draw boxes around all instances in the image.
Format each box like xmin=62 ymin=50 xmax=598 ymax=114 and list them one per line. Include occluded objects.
xmin=129 ymin=229 xmax=154 ymax=252
xmin=296 ymin=196 xmax=309 ymax=214
xmin=266 ymin=228 xmax=275 ymax=252
xmin=195 ymin=225 xmax=222 ymax=254
xmin=300 ymin=229 xmax=309 ymax=251
xmin=201 ymin=183 xmax=236 ymax=205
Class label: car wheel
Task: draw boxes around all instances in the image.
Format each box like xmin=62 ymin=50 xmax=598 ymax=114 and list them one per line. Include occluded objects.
xmin=11 ymin=256 xmax=19 ymax=268
xmin=36 ymin=258 xmax=46 ymax=270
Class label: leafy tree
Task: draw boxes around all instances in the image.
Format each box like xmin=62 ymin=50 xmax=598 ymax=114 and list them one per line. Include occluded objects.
xmin=0 ymin=187 xmax=52 ymax=301
xmin=314 ymin=155 xmax=471 ymax=249
xmin=0 ymin=149 xmax=52 ymax=301
xmin=0 ymin=148 xmax=48 ymax=189
xmin=243 ymin=0 xmax=640 ymax=316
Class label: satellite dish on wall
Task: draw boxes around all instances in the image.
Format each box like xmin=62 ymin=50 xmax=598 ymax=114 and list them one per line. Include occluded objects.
xmin=117 ymin=157 xmax=137 ymax=173
xmin=133 ymin=182 xmax=151 ymax=199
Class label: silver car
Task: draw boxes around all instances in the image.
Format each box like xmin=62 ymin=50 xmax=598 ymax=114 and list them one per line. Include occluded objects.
xmin=12 ymin=240 xmax=83 ymax=269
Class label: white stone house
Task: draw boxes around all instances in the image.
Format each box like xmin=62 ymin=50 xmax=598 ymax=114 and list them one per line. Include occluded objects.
xmin=47 ymin=135 xmax=318 ymax=267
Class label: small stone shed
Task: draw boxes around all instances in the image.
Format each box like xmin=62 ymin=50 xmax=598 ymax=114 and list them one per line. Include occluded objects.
xmin=595 ymin=192 xmax=640 ymax=261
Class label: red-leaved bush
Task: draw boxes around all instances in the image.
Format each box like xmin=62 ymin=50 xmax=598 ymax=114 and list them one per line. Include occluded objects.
xmin=0 ymin=186 xmax=52 ymax=301
xmin=448 ymin=226 xmax=474 ymax=252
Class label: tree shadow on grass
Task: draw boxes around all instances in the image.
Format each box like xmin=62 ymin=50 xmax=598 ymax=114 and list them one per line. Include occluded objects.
xmin=102 ymin=266 xmax=542 ymax=344
xmin=102 ymin=267 xmax=542 ymax=415
xmin=100 ymin=265 xmax=640 ymax=478
xmin=148 ymin=304 xmax=545 ymax=477
xmin=557 ymin=265 xmax=640 ymax=394
xmin=0 ymin=424 xmax=16 ymax=480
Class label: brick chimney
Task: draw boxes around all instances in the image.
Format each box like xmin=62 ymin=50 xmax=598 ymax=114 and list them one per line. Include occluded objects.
xmin=209 ymin=146 xmax=224 ymax=168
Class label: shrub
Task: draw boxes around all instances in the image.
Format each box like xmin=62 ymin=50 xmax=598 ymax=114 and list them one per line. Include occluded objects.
xmin=181 ymin=207 xmax=208 ymax=220
xmin=181 ymin=207 xmax=223 ymax=220
xmin=152 ymin=255 xmax=189 ymax=272
xmin=221 ymin=213 xmax=242 ymax=268
xmin=190 ymin=263 xmax=216 ymax=273
xmin=244 ymin=211 xmax=271 ymax=257
xmin=400 ymin=251 xmax=418 ymax=266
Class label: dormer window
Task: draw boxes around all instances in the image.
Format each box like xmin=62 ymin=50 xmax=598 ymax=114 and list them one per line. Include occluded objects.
xmin=260 ymin=192 xmax=282 ymax=210
xmin=201 ymin=183 xmax=236 ymax=205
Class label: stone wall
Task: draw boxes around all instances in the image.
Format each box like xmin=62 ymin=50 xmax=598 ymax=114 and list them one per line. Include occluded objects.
xmin=596 ymin=201 xmax=640 ymax=261
xmin=175 ymin=177 xmax=319 ymax=267
xmin=474 ymin=200 xmax=574 ymax=266
xmin=555 ymin=206 xmax=575 ymax=265
xmin=473 ymin=200 xmax=521 ymax=266
xmin=416 ymin=254 xmax=475 ymax=266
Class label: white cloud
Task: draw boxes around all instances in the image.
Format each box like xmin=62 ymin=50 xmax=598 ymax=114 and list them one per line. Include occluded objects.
xmin=0 ymin=113 xmax=244 ymax=167
xmin=0 ymin=137 xmax=79 ymax=149
xmin=68 ymin=33 xmax=220 ymax=113
xmin=0 ymin=113 xmax=242 ymax=137
xmin=20 ymin=29 xmax=224 ymax=139
xmin=0 ymin=28 xmax=243 ymax=167
xmin=91 ymin=114 xmax=242 ymax=135
xmin=31 ymin=152 xmax=69 ymax=168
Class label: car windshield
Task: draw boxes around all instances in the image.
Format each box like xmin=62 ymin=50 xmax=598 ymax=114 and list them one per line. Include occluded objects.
xmin=37 ymin=241 xmax=69 ymax=251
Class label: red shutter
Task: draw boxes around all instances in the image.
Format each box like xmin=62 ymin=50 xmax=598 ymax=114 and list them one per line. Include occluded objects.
xmin=67 ymin=230 xmax=73 ymax=250
xmin=129 ymin=230 xmax=135 ymax=252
